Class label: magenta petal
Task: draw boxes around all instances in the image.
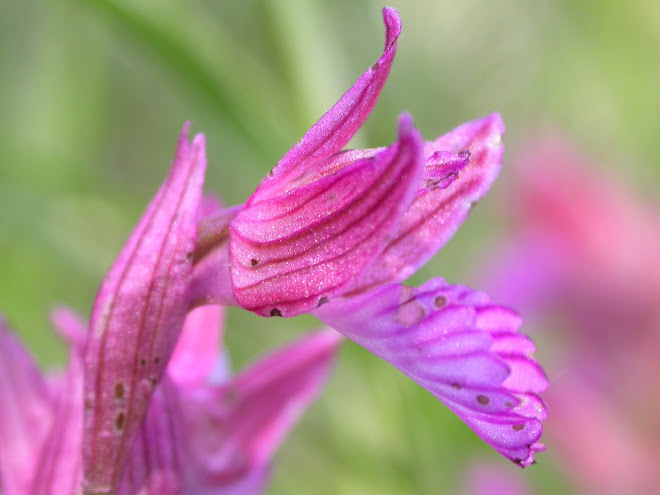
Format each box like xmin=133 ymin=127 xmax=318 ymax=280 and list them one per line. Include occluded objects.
xmin=82 ymin=124 xmax=206 ymax=495
xmin=181 ymin=330 xmax=341 ymax=492
xmin=355 ymin=114 xmax=505 ymax=289
xmin=167 ymin=304 xmax=225 ymax=388
xmin=229 ymin=114 xmax=425 ymax=317
xmin=313 ymin=278 xmax=548 ymax=466
xmin=118 ymin=378 xmax=184 ymax=495
xmin=0 ymin=319 xmax=55 ymax=495
xmin=30 ymin=353 xmax=84 ymax=495
xmin=248 ymin=7 xmax=401 ymax=204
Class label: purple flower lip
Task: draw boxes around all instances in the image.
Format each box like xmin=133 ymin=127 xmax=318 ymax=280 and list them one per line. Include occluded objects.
xmin=190 ymin=7 xmax=547 ymax=468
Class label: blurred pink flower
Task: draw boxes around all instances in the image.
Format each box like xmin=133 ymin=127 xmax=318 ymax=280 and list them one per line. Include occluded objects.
xmin=464 ymin=463 xmax=530 ymax=495
xmin=0 ymin=128 xmax=339 ymax=495
xmin=484 ymin=134 xmax=660 ymax=494
xmin=192 ymin=7 xmax=547 ymax=467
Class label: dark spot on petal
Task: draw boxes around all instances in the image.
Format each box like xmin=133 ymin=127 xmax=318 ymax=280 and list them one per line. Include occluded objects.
xmin=451 ymin=382 xmax=462 ymax=390
xmin=150 ymin=378 xmax=157 ymax=387
xmin=458 ymin=149 xmax=471 ymax=160
xmin=268 ymin=169 xmax=274 ymax=177
xmin=270 ymin=308 xmax=282 ymax=317
xmin=393 ymin=301 xmax=425 ymax=326
xmin=399 ymin=285 xmax=415 ymax=304
xmin=115 ymin=413 xmax=125 ymax=430
xmin=154 ymin=357 xmax=160 ymax=365
xmin=512 ymin=424 xmax=525 ymax=431
xmin=371 ymin=62 xmax=380 ymax=71
xmin=250 ymin=258 xmax=258 ymax=266
xmin=317 ymin=296 xmax=328 ymax=307
xmin=139 ymin=358 xmax=147 ymax=367
xmin=477 ymin=395 xmax=490 ymax=405
xmin=114 ymin=383 xmax=124 ymax=399
xmin=504 ymin=401 xmax=514 ymax=408
xmin=434 ymin=296 xmax=447 ymax=308
xmin=514 ymin=458 xmax=523 ymax=466
xmin=185 ymin=252 xmax=193 ymax=262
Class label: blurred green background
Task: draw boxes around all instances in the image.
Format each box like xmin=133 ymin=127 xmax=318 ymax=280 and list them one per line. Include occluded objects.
xmin=1 ymin=1 xmax=658 ymax=494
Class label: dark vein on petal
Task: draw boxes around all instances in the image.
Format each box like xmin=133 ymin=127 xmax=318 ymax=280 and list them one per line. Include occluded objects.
xmin=234 ymin=143 xmax=415 ymax=283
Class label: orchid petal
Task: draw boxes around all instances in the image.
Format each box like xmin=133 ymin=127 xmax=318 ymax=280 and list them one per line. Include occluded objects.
xmin=229 ymin=114 xmax=425 ymax=317
xmin=314 ymin=278 xmax=547 ymax=466
xmin=354 ymin=114 xmax=505 ymax=289
xmin=168 ymin=305 xmax=225 ymax=388
xmin=0 ymin=320 xmax=55 ymax=495
xmin=248 ymin=7 xmax=401 ymax=204
xmin=118 ymin=377 xmax=184 ymax=495
xmin=181 ymin=329 xmax=341 ymax=492
xmin=30 ymin=353 xmax=84 ymax=495
xmin=82 ymin=124 xmax=206 ymax=495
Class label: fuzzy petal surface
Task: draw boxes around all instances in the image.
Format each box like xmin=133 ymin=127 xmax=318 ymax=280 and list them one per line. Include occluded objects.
xmin=0 ymin=320 xmax=55 ymax=495
xmin=229 ymin=115 xmax=424 ymax=317
xmin=248 ymin=7 xmax=401 ymax=204
xmin=314 ymin=279 xmax=547 ymax=466
xmin=83 ymin=124 xmax=206 ymax=495
xmin=355 ymin=114 xmax=505 ymax=289
xmin=181 ymin=329 xmax=341 ymax=493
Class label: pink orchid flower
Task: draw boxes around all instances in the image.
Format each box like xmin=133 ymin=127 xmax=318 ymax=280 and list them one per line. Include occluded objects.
xmin=483 ymin=135 xmax=660 ymax=494
xmin=0 ymin=128 xmax=340 ymax=495
xmin=192 ymin=7 xmax=547 ymax=467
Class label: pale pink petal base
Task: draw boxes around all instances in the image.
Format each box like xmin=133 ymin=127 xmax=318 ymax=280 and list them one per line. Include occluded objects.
xmin=314 ymin=279 xmax=547 ymax=466
xmin=168 ymin=305 xmax=225 ymax=388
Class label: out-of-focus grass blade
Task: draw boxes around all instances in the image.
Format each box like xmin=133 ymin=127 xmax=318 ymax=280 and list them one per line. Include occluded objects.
xmin=262 ymin=0 xmax=368 ymax=147
xmin=78 ymin=0 xmax=298 ymax=160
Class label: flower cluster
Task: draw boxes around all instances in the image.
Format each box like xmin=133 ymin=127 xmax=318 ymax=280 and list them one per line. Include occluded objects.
xmin=0 ymin=7 xmax=547 ymax=495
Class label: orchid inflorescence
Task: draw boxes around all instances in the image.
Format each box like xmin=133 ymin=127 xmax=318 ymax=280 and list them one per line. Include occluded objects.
xmin=0 ymin=7 xmax=547 ymax=495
